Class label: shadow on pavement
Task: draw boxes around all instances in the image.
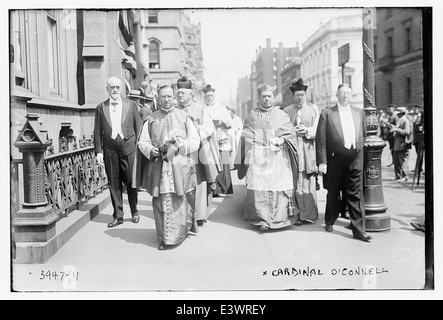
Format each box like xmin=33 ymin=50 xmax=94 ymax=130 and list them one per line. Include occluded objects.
xmin=93 ymin=213 xmax=112 ymax=224
xmin=208 ymin=193 xmax=253 ymax=232
xmin=105 ymin=228 xmax=158 ymax=249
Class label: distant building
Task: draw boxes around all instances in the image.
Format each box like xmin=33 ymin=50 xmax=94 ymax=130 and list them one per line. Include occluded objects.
xmin=142 ymin=10 xmax=204 ymax=98
xmin=280 ymin=57 xmax=302 ymax=107
xmin=184 ymin=18 xmax=205 ymax=102
xmin=239 ymin=38 xmax=299 ymax=117
xmin=374 ymin=8 xmax=423 ymax=111
xmin=300 ymin=14 xmax=364 ymax=111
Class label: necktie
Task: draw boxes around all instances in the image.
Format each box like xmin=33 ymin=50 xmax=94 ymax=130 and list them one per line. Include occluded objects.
xmin=111 ymin=101 xmax=118 ymax=112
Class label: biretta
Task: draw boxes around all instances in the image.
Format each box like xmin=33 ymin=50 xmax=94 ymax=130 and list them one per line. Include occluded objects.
xmin=290 ymin=78 xmax=308 ymax=93
xmin=202 ymin=84 xmax=216 ymax=93
xmin=176 ymin=76 xmax=193 ymax=89
xmin=257 ymin=83 xmax=274 ymax=95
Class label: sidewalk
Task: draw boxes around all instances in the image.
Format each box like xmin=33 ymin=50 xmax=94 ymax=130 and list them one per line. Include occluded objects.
xmin=12 ymin=146 xmax=426 ymax=292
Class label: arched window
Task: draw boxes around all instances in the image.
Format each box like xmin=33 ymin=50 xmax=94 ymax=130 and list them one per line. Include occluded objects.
xmin=149 ymin=40 xmax=160 ymax=69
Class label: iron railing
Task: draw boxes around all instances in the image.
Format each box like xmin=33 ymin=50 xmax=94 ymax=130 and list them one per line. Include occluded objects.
xmin=11 ymin=146 xmax=108 ymax=219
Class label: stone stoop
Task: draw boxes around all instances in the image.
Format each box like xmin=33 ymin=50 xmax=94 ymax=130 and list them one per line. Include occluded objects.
xmin=13 ymin=190 xmax=111 ymax=264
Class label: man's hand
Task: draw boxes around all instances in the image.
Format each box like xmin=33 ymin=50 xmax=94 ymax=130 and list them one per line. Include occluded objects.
xmin=319 ymin=163 xmax=327 ymax=175
xmin=172 ymin=133 xmax=185 ymax=149
xmin=295 ymin=124 xmax=308 ymax=136
xmin=96 ymin=153 xmax=104 ymax=166
xmin=151 ymin=147 xmax=160 ymax=157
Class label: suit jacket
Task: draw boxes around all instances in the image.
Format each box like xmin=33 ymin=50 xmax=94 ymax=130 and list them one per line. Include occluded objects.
xmin=316 ymin=104 xmax=366 ymax=166
xmin=94 ymin=98 xmax=142 ymax=156
xmin=393 ymin=115 xmax=412 ymax=152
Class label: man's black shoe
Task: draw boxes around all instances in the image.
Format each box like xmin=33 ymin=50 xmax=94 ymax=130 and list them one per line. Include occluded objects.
xmin=108 ymin=218 xmax=123 ymax=228
xmin=132 ymin=212 xmax=140 ymax=223
xmin=353 ymin=232 xmax=372 ymax=242
xmin=325 ymin=225 xmax=333 ymax=232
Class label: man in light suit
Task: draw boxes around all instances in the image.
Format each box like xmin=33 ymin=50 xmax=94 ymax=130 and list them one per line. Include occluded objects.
xmin=94 ymin=76 xmax=143 ymax=228
xmin=316 ymin=83 xmax=372 ymax=242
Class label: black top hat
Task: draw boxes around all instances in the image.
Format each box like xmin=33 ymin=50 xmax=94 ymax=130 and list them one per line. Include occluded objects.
xmin=290 ymin=78 xmax=308 ymax=93
xmin=177 ymin=76 xmax=193 ymax=89
xmin=202 ymin=84 xmax=216 ymax=93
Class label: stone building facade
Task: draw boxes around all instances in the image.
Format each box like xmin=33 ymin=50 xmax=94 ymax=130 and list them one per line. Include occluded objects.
xmin=374 ymin=8 xmax=423 ymax=110
xmin=300 ymin=14 xmax=364 ymax=111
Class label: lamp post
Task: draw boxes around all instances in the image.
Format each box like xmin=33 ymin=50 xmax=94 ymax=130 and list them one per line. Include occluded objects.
xmin=362 ymin=8 xmax=390 ymax=231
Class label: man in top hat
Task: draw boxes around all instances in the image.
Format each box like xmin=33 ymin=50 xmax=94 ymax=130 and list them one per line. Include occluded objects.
xmin=202 ymin=84 xmax=234 ymax=196
xmin=175 ymin=76 xmax=221 ymax=227
xmin=316 ymin=83 xmax=372 ymax=242
xmin=389 ymin=106 xmax=412 ymax=182
xmin=283 ymin=78 xmax=319 ymax=225
xmin=94 ymin=76 xmax=142 ymax=228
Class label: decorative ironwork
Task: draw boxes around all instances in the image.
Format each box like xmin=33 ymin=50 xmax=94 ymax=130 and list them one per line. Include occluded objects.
xmin=363 ymin=88 xmax=375 ymax=109
xmin=366 ymin=165 xmax=379 ymax=179
xmin=363 ymin=41 xmax=375 ymax=65
xmin=44 ymin=146 xmax=107 ymax=216
xmin=365 ymin=111 xmax=379 ymax=135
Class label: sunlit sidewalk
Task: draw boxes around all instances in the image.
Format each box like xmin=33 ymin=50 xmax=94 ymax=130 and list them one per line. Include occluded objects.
xmin=12 ymin=147 xmax=426 ymax=292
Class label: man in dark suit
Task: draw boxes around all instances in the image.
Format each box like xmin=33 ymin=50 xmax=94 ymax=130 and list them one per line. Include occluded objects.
xmin=94 ymin=76 xmax=143 ymax=228
xmin=316 ymin=83 xmax=372 ymax=242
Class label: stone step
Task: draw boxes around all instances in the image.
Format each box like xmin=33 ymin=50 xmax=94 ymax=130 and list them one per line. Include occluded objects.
xmin=13 ymin=189 xmax=110 ymax=264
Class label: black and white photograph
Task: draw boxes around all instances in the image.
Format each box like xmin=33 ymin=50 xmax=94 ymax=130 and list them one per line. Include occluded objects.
xmin=4 ymin=0 xmax=439 ymax=300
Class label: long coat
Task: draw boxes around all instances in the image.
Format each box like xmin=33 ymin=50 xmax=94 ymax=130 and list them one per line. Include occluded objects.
xmin=283 ymin=103 xmax=318 ymax=175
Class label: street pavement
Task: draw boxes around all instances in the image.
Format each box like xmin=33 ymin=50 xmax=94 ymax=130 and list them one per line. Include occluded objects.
xmin=12 ymin=146 xmax=426 ymax=293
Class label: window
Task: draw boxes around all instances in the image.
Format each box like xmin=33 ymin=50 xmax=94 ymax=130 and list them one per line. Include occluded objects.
xmin=148 ymin=10 xmax=158 ymax=23
xmin=47 ymin=11 xmax=60 ymax=94
xmin=345 ymin=75 xmax=352 ymax=87
xmin=11 ymin=11 xmax=28 ymax=89
xmin=388 ymin=81 xmax=393 ymax=104
xmin=405 ymin=77 xmax=411 ymax=103
xmin=386 ymin=36 xmax=393 ymax=56
xmin=149 ymin=40 xmax=160 ymax=69
xmin=405 ymin=27 xmax=412 ymax=52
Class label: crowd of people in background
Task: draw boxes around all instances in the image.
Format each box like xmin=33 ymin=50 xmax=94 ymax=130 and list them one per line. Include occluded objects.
xmin=378 ymin=103 xmax=425 ymax=182
xmin=94 ymin=75 xmax=425 ymax=251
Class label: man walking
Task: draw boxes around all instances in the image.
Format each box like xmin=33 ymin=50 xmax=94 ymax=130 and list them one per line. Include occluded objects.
xmin=175 ymin=76 xmax=220 ymax=227
xmin=202 ymin=84 xmax=234 ymax=196
xmin=94 ymin=76 xmax=142 ymax=228
xmin=390 ymin=106 xmax=412 ymax=182
xmin=316 ymin=83 xmax=372 ymax=242
xmin=137 ymin=85 xmax=200 ymax=250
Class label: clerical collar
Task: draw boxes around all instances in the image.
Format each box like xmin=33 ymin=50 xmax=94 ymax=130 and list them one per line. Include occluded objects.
xmin=161 ymin=106 xmax=175 ymax=113
xmin=259 ymin=106 xmax=274 ymax=112
xmin=180 ymin=101 xmax=193 ymax=108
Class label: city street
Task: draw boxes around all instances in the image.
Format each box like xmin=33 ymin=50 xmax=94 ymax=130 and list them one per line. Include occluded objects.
xmin=12 ymin=146 xmax=426 ymax=292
